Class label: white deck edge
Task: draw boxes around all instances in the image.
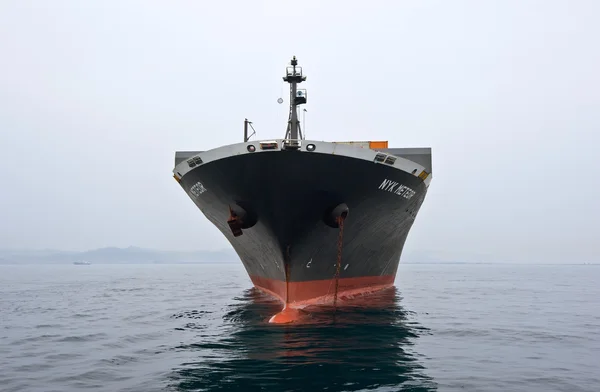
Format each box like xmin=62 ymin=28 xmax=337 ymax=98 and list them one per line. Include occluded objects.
xmin=173 ymin=140 xmax=433 ymax=188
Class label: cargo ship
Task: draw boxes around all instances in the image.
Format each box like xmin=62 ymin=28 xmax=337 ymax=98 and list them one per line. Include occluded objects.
xmin=173 ymin=56 xmax=432 ymax=323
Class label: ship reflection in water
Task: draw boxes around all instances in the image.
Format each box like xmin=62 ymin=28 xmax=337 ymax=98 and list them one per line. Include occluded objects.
xmin=169 ymin=287 xmax=437 ymax=391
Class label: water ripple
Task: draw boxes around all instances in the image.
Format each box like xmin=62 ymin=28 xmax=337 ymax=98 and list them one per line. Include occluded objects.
xmin=0 ymin=263 xmax=598 ymax=392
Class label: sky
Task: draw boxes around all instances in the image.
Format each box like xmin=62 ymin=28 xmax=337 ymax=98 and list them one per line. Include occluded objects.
xmin=0 ymin=0 xmax=598 ymax=263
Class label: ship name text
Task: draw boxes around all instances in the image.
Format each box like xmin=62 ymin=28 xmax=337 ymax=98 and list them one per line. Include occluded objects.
xmin=378 ymin=179 xmax=415 ymax=199
xmin=190 ymin=181 xmax=207 ymax=197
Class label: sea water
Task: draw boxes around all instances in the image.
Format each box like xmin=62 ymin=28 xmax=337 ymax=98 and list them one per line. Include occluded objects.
xmin=1 ymin=263 xmax=598 ymax=391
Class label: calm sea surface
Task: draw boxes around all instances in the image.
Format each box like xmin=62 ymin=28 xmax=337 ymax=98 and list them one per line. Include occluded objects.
xmin=0 ymin=263 xmax=598 ymax=391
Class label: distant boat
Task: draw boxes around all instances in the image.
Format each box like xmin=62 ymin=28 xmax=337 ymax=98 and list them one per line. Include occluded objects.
xmin=73 ymin=261 xmax=91 ymax=265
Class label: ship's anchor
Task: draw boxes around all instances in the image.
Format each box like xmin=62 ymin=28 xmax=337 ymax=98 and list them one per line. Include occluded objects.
xmin=226 ymin=203 xmax=258 ymax=237
xmin=227 ymin=206 xmax=244 ymax=237
xmin=333 ymin=211 xmax=347 ymax=309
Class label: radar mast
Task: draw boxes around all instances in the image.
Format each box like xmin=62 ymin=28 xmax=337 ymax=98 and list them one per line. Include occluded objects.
xmin=283 ymin=56 xmax=307 ymax=140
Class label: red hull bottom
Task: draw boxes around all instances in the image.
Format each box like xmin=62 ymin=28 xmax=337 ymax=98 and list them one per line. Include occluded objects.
xmin=250 ymin=275 xmax=395 ymax=323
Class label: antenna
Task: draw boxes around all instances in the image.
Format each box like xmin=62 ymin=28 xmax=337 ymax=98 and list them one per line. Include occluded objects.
xmin=303 ymin=108 xmax=307 ymax=139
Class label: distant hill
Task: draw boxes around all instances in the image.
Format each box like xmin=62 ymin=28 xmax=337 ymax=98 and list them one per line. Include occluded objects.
xmin=0 ymin=247 xmax=477 ymax=265
xmin=3 ymin=247 xmax=578 ymax=265
xmin=0 ymin=246 xmax=238 ymax=264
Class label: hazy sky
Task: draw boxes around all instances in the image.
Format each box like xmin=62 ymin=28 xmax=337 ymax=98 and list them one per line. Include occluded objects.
xmin=1 ymin=1 xmax=598 ymax=263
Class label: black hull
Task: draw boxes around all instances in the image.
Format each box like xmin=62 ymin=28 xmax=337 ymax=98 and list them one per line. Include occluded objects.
xmin=177 ymin=148 xmax=428 ymax=304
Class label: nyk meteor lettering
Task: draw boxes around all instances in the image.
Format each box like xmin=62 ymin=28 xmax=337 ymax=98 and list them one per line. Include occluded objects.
xmin=378 ymin=179 xmax=416 ymax=200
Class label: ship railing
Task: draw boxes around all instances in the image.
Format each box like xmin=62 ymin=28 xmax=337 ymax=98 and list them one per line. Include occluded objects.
xmin=286 ymin=66 xmax=303 ymax=77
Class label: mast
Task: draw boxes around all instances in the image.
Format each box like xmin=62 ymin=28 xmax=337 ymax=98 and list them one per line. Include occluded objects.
xmin=283 ymin=56 xmax=307 ymax=140
xmin=242 ymin=118 xmax=255 ymax=142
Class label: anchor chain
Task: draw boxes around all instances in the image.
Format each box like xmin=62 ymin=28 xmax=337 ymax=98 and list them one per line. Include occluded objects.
xmin=333 ymin=214 xmax=346 ymax=309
